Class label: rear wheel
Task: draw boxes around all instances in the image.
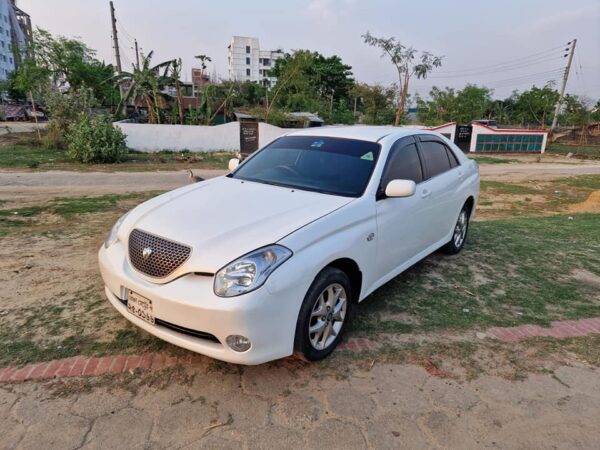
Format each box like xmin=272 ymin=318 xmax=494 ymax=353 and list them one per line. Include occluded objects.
xmin=294 ymin=267 xmax=352 ymax=361
xmin=442 ymin=205 xmax=470 ymax=254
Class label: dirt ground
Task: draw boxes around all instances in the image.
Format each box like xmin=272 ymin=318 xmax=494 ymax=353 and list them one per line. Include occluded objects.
xmin=1 ymin=164 xmax=599 ymax=449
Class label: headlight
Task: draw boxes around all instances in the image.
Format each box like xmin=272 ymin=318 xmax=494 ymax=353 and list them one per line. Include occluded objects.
xmin=214 ymin=245 xmax=292 ymax=297
xmin=104 ymin=212 xmax=130 ymax=248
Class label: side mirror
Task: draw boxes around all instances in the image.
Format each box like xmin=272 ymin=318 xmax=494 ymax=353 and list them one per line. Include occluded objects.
xmin=385 ymin=179 xmax=416 ymax=198
xmin=228 ymin=158 xmax=240 ymax=171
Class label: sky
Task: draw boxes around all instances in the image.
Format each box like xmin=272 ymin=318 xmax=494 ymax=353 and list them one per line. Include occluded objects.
xmin=17 ymin=0 xmax=600 ymax=101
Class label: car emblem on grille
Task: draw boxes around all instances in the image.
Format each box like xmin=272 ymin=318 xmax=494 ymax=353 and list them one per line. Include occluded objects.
xmin=142 ymin=247 xmax=153 ymax=260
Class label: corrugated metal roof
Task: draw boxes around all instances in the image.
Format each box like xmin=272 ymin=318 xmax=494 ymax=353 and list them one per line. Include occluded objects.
xmin=288 ymin=112 xmax=324 ymax=123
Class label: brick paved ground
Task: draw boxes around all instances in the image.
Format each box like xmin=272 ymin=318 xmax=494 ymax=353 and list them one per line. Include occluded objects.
xmin=486 ymin=317 xmax=600 ymax=342
xmin=0 ymin=338 xmax=381 ymax=384
xmin=1 ymin=317 xmax=598 ymax=384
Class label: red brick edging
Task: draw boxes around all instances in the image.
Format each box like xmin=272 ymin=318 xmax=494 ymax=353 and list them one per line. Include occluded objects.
xmin=0 ymin=338 xmax=380 ymax=384
xmin=486 ymin=317 xmax=600 ymax=342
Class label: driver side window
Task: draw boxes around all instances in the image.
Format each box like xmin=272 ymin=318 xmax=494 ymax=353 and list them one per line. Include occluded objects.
xmin=381 ymin=143 xmax=423 ymax=187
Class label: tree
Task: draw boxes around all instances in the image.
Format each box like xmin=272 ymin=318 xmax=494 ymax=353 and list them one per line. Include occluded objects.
xmin=9 ymin=28 xmax=118 ymax=107
xmin=362 ymin=32 xmax=442 ymax=126
xmin=559 ymin=95 xmax=594 ymax=144
xmin=114 ymin=51 xmax=174 ymax=123
xmin=170 ymin=58 xmax=185 ymax=124
xmin=269 ymin=50 xmax=355 ymax=123
xmin=509 ymin=84 xmax=559 ymax=127
xmin=454 ymin=85 xmax=493 ymax=123
xmin=415 ymin=87 xmax=457 ymax=124
xmin=350 ymin=83 xmax=396 ymax=125
xmin=416 ymin=85 xmax=492 ymax=124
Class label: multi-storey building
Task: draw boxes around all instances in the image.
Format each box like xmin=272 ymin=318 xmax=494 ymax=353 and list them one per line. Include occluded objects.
xmin=0 ymin=0 xmax=31 ymax=81
xmin=227 ymin=36 xmax=283 ymax=88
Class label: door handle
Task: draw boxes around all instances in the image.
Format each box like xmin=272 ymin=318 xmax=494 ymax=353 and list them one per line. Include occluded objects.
xmin=421 ymin=189 xmax=431 ymax=199
xmin=458 ymin=170 xmax=464 ymax=179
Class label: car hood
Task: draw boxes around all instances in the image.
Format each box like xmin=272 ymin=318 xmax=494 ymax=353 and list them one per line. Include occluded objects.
xmin=123 ymin=176 xmax=353 ymax=274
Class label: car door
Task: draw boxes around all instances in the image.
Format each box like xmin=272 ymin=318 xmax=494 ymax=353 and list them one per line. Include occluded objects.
xmin=375 ymin=136 xmax=428 ymax=278
xmin=416 ymin=136 xmax=462 ymax=245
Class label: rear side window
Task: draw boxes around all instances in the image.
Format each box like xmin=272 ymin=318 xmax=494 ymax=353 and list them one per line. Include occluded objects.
xmin=446 ymin=147 xmax=460 ymax=168
xmin=420 ymin=141 xmax=452 ymax=178
xmin=383 ymin=143 xmax=423 ymax=184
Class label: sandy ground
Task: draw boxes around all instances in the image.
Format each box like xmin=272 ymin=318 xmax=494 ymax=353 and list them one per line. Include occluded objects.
xmin=1 ymin=165 xmax=599 ymax=449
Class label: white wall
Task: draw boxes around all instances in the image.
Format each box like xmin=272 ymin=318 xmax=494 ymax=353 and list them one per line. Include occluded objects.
xmin=115 ymin=121 xmax=294 ymax=152
xmin=469 ymin=123 xmax=548 ymax=153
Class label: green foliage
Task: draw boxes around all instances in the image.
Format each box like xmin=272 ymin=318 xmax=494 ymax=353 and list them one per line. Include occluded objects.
xmin=10 ymin=28 xmax=119 ymax=107
xmin=115 ymin=51 xmax=174 ymax=123
xmin=268 ymin=50 xmax=355 ymax=123
xmin=66 ymin=114 xmax=128 ymax=163
xmin=43 ymin=86 xmax=98 ymax=148
xmin=416 ymin=84 xmax=493 ymax=124
xmin=362 ymin=32 xmax=442 ymax=125
xmin=350 ymin=83 xmax=396 ymax=125
xmin=508 ymin=84 xmax=559 ymax=126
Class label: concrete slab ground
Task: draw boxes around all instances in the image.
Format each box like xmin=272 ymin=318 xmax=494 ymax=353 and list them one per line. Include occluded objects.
xmin=1 ymin=362 xmax=598 ymax=449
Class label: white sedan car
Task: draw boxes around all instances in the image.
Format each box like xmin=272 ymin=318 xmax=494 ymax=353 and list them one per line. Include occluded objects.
xmin=99 ymin=127 xmax=479 ymax=364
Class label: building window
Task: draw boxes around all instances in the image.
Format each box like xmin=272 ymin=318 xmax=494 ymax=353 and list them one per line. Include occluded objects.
xmin=9 ymin=56 xmax=12 ymax=64
xmin=246 ymin=68 xmax=250 ymax=76
xmin=258 ymin=58 xmax=262 ymax=64
xmin=246 ymin=57 xmax=250 ymax=65
xmin=245 ymin=45 xmax=250 ymax=54
xmin=263 ymin=58 xmax=270 ymax=66
xmin=1 ymin=41 xmax=4 ymax=49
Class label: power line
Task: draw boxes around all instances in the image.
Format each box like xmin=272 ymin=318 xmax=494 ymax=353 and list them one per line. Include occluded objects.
xmin=487 ymin=68 xmax=564 ymax=86
xmin=429 ymin=55 xmax=565 ymax=79
xmin=433 ymin=43 xmax=570 ymax=75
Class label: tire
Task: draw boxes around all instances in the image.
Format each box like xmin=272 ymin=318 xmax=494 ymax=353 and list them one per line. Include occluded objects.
xmin=442 ymin=204 xmax=470 ymax=254
xmin=294 ymin=267 xmax=353 ymax=361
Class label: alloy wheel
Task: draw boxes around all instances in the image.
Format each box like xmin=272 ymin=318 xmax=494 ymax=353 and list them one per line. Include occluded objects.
xmin=453 ymin=210 xmax=468 ymax=248
xmin=308 ymin=283 xmax=347 ymax=351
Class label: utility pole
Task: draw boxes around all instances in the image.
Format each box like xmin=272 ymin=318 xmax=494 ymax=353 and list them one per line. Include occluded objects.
xmin=550 ymin=39 xmax=576 ymax=133
xmin=134 ymin=39 xmax=140 ymax=70
xmin=110 ymin=1 xmax=122 ymax=74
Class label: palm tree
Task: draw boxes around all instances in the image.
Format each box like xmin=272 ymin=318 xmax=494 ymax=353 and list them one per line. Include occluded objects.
xmin=114 ymin=51 xmax=173 ymax=123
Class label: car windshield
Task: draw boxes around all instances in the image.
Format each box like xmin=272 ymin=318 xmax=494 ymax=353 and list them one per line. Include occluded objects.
xmin=231 ymin=136 xmax=381 ymax=197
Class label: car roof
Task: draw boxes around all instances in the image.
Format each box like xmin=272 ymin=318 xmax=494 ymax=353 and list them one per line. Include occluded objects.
xmin=285 ymin=126 xmax=418 ymax=142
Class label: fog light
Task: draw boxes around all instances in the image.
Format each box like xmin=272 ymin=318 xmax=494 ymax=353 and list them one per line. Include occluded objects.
xmin=226 ymin=335 xmax=251 ymax=352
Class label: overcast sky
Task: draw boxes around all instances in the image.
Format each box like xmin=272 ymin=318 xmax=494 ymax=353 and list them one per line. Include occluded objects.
xmin=17 ymin=0 xmax=600 ymax=101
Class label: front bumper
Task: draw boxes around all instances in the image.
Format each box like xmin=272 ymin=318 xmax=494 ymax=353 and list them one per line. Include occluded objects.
xmin=98 ymin=241 xmax=307 ymax=365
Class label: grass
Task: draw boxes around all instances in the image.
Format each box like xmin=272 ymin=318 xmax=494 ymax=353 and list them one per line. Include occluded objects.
xmin=480 ymin=180 xmax=539 ymax=195
xmin=0 ymin=192 xmax=162 ymax=237
xmin=0 ymin=132 xmax=234 ymax=171
xmin=468 ymin=155 xmax=518 ymax=164
xmin=1 ymin=172 xmax=599 ymax=369
xmin=350 ymin=213 xmax=600 ymax=336
xmin=546 ymin=143 xmax=600 ymax=159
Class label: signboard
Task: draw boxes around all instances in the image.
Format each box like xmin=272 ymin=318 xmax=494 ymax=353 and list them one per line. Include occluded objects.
xmin=240 ymin=121 xmax=259 ymax=157
xmin=455 ymin=125 xmax=472 ymax=152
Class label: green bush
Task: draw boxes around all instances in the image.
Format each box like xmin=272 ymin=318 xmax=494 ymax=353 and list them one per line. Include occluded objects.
xmin=66 ymin=114 xmax=128 ymax=163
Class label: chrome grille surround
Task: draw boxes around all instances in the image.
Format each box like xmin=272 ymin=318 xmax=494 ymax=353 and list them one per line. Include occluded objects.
xmin=128 ymin=229 xmax=191 ymax=278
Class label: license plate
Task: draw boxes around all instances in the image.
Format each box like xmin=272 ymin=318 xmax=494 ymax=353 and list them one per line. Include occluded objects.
xmin=127 ymin=290 xmax=155 ymax=325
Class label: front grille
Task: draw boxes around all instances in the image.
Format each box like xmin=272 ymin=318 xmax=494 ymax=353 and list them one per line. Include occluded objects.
xmin=128 ymin=229 xmax=191 ymax=278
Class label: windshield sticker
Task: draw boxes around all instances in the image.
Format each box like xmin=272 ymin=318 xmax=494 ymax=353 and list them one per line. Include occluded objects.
xmin=310 ymin=139 xmax=325 ymax=148
xmin=360 ymin=152 xmax=374 ymax=161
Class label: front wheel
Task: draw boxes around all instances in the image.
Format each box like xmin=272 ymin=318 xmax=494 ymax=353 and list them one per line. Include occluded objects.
xmin=442 ymin=205 xmax=470 ymax=254
xmin=294 ymin=267 xmax=353 ymax=361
